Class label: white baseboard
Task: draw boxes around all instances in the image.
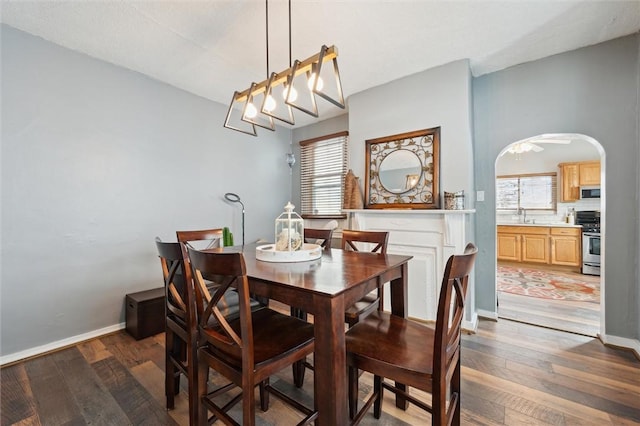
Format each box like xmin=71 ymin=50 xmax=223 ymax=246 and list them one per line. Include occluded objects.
xmin=477 ymin=309 xmax=498 ymax=321
xmin=462 ymin=312 xmax=479 ymax=333
xmin=0 ymin=322 xmax=126 ymax=366
xmin=599 ymin=333 xmax=640 ymax=359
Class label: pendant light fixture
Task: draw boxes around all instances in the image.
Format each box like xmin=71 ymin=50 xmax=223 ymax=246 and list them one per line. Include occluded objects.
xmin=224 ymin=0 xmax=345 ymax=136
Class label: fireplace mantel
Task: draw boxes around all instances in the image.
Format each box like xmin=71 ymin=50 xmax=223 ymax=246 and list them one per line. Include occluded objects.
xmin=343 ymin=208 xmax=477 ymax=331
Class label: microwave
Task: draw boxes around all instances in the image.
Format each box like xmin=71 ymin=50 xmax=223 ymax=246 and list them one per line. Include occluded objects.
xmin=580 ymin=186 xmax=601 ymax=199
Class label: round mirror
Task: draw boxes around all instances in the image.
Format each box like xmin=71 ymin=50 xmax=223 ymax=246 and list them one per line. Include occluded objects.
xmin=378 ymin=150 xmax=422 ymax=194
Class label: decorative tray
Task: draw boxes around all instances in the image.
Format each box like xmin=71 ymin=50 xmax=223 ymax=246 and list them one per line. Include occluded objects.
xmin=256 ymin=243 xmax=322 ymax=263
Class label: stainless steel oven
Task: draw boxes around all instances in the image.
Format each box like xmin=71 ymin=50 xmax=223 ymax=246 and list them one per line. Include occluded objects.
xmin=582 ymin=232 xmax=600 ymax=275
xmin=576 ymin=210 xmax=600 ymax=276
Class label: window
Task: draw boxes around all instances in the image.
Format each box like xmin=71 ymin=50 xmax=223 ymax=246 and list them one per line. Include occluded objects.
xmin=299 ymin=131 xmax=348 ymax=218
xmin=496 ymin=173 xmax=557 ymax=210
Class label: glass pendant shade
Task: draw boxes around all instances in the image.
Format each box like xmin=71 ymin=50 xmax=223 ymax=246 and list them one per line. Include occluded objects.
xmin=223 ymin=91 xmax=257 ymax=136
xmin=241 ymin=82 xmax=275 ymax=131
xmin=261 ymin=72 xmax=295 ymax=125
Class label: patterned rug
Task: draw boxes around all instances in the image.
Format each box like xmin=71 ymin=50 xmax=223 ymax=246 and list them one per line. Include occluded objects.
xmin=498 ymin=265 xmax=600 ymax=302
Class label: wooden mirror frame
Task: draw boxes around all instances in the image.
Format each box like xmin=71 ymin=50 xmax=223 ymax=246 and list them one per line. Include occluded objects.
xmin=364 ymin=127 xmax=440 ymax=209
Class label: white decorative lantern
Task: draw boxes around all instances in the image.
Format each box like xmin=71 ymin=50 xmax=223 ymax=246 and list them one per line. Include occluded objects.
xmin=275 ymin=202 xmax=304 ymax=251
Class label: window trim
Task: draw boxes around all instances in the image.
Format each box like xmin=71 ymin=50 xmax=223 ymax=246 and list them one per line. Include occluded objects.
xmin=299 ymin=131 xmax=348 ymax=219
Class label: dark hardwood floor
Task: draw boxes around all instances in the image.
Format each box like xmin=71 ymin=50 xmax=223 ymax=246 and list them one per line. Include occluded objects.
xmin=3 ymin=316 xmax=638 ymax=425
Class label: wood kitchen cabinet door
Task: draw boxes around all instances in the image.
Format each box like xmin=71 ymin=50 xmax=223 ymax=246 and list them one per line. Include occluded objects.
xmin=521 ymin=234 xmax=549 ymax=264
xmin=560 ymin=163 xmax=580 ymax=201
xmin=497 ymin=233 xmax=521 ymax=261
xmin=579 ymin=161 xmax=601 ymax=185
xmin=550 ymin=227 xmax=581 ymax=267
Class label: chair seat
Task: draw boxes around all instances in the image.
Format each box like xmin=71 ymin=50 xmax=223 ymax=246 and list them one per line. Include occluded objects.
xmin=202 ymin=307 xmax=315 ymax=366
xmin=346 ymin=311 xmax=435 ymax=387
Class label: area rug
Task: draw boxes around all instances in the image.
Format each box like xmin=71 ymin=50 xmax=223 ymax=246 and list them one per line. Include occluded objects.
xmin=497 ymin=265 xmax=600 ymax=302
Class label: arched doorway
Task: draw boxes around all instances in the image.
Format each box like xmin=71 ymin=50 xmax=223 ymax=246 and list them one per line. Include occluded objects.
xmin=495 ymin=133 xmax=605 ymax=337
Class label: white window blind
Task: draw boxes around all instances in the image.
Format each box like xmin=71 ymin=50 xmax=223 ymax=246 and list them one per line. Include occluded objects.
xmin=299 ymin=131 xmax=348 ymax=218
xmin=496 ymin=173 xmax=557 ymax=211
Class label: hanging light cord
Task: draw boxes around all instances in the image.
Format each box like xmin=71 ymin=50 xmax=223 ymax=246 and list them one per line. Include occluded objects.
xmin=288 ymin=0 xmax=292 ymax=67
xmin=265 ymin=0 xmax=270 ymax=78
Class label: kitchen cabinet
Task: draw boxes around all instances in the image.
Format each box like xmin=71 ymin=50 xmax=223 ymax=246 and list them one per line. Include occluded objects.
xmin=497 ymin=226 xmax=548 ymax=264
xmin=497 ymin=225 xmax=581 ymax=268
xmin=497 ymin=232 xmax=520 ymax=261
xmin=550 ymin=227 xmax=581 ymax=266
xmin=558 ymin=160 xmax=600 ymax=202
xmin=521 ymin=233 xmax=549 ymax=264
xmin=559 ymin=163 xmax=580 ymax=201
xmin=579 ymin=161 xmax=600 ymax=186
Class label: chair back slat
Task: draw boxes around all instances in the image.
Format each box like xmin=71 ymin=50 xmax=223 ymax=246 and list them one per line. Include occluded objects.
xmin=341 ymin=230 xmax=389 ymax=254
xmin=176 ymin=229 xmax=226 ymax=315
xmin=156 ymin=240 xmax=193 ymax=325
xmin=176 ymin=228 xmax=224 ymax=250
xmin=186 ymin=247 xmax=252 ymax=360
xmin=434 ymin=243 xmax=477 ymax=378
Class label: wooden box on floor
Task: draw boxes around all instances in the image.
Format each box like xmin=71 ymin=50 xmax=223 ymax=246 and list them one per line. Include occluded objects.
xmin=125 ymin=288 xmax=165 ymax=340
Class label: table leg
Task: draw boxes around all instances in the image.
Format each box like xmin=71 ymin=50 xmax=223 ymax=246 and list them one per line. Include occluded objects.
xmin=390 ymin=263 xmax=409 ymax=410
xmin=313 ymin=295 xmax=347 ymax=425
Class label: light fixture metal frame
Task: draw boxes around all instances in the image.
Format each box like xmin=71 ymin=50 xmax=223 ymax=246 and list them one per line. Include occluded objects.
xmin=242 ymin=82 xmax=275 ymax=131
xmin=284 ymin=59 xmax=319 ymax=117
xmin=261 ymin=72 xmax=295 ymax=125
xmin=311 ymin=44 xmax=345 ymax=109
xmin=224 ymin=43 xmax=345 ymax=136
xmin=224 ymin=91 xmax=257 ymax=136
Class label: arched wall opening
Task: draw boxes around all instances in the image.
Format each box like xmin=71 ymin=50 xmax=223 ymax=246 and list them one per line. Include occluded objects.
xmin=494 ymin=133 xmax=605 ymax=336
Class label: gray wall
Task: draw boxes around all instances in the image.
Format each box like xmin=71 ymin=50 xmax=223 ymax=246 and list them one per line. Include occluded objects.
xmin=474 ymin=34 xmax=639 ymax=340
xmin=293 ymin=36 xmax=639 ymax=345
xmin=0 ymin=25 xmax=293 ymax=359
xmin=348 ymin=59 xmax=475 ymax=205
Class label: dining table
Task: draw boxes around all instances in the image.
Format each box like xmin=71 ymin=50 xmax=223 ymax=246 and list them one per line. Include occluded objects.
xmin=213 ymin=243 xmax=412 ymax=425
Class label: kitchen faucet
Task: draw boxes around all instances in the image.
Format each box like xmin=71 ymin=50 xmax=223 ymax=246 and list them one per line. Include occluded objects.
xmin=518 ymin=207 xmax=527 ymax=223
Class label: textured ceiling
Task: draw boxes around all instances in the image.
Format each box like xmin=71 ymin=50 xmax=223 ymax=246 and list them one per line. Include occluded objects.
xmin=2 ymin=1 xmax=639 ymax=127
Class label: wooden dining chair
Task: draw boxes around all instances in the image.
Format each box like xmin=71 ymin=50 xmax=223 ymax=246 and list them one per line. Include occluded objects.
xmin=345 ymin=243 xmax=478 ymax=426
xmin=304 ymin=227 xmax=334 ymax=251
xmin=155 ymin=239 xmax=199 ymax=423
xmin=342 ymin=229 xmax=390 ymax=327
xmin=187 ymin=247 xmax=318 ymax=426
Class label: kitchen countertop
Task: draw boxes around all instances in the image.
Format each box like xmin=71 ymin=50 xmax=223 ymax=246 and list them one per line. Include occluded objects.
xmin=497 ymin=222 xmax=582 ymax=228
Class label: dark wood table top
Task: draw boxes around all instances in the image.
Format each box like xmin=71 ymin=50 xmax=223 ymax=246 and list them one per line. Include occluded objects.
xmin=241 ymin=244 xmax=410 ymax=293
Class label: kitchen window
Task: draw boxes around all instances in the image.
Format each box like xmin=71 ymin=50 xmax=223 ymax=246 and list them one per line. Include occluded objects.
xmin=299 ymin=131 xmax=348 ymax=219
xmin=496 ymin=172 xmax=557 ymax=211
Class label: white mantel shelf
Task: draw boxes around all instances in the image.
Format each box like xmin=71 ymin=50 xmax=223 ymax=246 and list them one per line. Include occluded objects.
xmin=344 ymin=208 xmax=477 ymax=332
xmin=343 ymin=209 xmax=476 ymax=214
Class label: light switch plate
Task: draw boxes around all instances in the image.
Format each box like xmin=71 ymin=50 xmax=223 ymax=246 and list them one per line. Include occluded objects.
xmin=477 ymin=191 xmax=485 ymax=202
